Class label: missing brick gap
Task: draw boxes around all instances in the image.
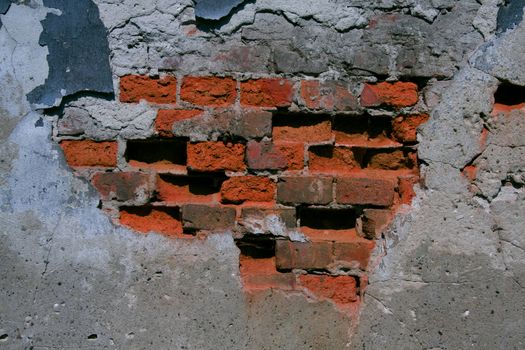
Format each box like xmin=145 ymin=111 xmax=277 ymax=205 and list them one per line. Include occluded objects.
xmin=236 ymin=234 xmax=276 ymax=259
xmin=299 ymin=207 xmax=356 ymax=231
xmin=492 ymin=82 xmax=525 ymax=114
xmin=125 ymin=139 xmax=187 ymax=172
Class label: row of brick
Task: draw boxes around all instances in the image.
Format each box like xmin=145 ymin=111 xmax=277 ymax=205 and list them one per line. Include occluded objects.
xmin=120 ymin=75 xmax=419 ymax=110
xmin=60 ymin=138 xmax=418 ymax=175
xmin=239 ymin=256 xmax=360 ymax=304
xmin=92 ymin=170 xmax=414 ymax=208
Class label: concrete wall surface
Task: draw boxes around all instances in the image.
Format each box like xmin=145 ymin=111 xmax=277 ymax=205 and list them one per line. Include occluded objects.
xmin=0 ymin=0 xmax=524 ymax=349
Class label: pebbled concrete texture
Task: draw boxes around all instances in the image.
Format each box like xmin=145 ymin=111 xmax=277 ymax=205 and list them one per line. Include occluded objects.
xmin=0 ymin=1 xmax=524 ymax=350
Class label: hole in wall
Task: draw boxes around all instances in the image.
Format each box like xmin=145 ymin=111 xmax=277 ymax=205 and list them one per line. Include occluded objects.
xmin=125 ymin=139 xmax=187 ymax=170
xmin=299 ymin=207 xmax=356 ymax=230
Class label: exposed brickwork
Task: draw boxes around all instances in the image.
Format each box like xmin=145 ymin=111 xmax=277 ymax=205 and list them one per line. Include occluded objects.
xmin=60 ymin=140 xmax=118 ymax=168
xmin=59 ymin=74 xmax=427 ymax=307
xmin=300 ymin=80 xmax=358 ymax=111
xmin=361 ymin=81 xmax=418 ymax=108
xmin=155 ymin=109 xmax=203 ymax=137
xmin=120 ymin=75 xmax=177 ymax=104
xmin=220 ymin=176 xmax=276 ymax=203
xmin=180 ymin=77 xmax=237 ymax=107
xmin=240 ymin=78 xmax=293 ymax=107
xmin=187 ymin=142 xmax=246 ymax=172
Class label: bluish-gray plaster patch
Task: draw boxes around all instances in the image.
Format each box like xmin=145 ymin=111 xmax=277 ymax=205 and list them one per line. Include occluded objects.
xmin=27 ymin=0 xmax=113 ymax=107
xmin=194 ymin=0 xmax=247 ymax=20
xmin=496 ymin=0 xmax=525 ymax=34
xmin=0 ymin=0 xmax=13 ymax=27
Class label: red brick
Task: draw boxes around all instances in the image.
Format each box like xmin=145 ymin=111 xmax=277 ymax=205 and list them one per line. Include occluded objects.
xmin=333 ymin=238 xmax=375 ymax=270
xmin=273 ymin=118 xmax=332 ymax=144
xmin=187 ymin=142 xmax=246 ymax=172
xmin=336 ymin=176 xmax=395 ymax=206
xmin=180 ymin=77 xmax=237 ymax=107
xmin=358 ymin=208 xmax=392 ymax=239
xmin=246 ymin=140 xmax=304 ymax=171
xmin=240 ymin=78 xmax=293 ymax=107
xmin=298 ymin=275 xmax=358 ymax=304
xmin=119 ymin=206 xmax=182 ymax=237
xmin=365 ymin=149 xmax=416 ymax=170
xmin=156 ymin=110 xmax=203 ymax=137
xmin=60 ymin=140 xmax=117 ymax=168
xmin=240 ymin=256 xmax=295 ymax=291
xmin=275 ymin=240 xmax=332 ymax=270
xmin=181 ymin=204 xmax=236 ymax=231
xmin=308 ymin=146 xmax=361 ymax=173
xmin=361 ymin=82 xmax=418 ymax=108
xmin=398 ymin=175 xmax=419 ymax=205
xmin=92 ymin=172 xmax=152 ymax=202
xmin=120 ymin=75 xmax=177 ymax=104
xmin=277 ymin=176 xmax=333 ymax=205
xmin=156 ymin=174 xmax=221 ymax=203
xmin=300 ymin=80 xmax=358 ymax=111
xmin=220 ymin=176 xmax=276 ymax=203
xmin=392 ymin=113 xmax=429 ymax=142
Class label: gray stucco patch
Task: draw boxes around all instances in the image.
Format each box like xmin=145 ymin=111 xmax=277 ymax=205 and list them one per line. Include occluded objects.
xmin=27 ymin=0 xmax=113 ymax=107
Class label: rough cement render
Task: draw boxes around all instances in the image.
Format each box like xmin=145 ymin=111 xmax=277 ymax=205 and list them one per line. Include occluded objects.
xmin=0 ymin=1 xmax=524 ymax=350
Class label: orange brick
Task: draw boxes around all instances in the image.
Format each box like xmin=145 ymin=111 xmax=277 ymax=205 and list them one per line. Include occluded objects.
xmin=156 ymin=174 xmax=221 ymax=203
xmin=309 ymin=146 xmax=361 ymax=173
xmin=298 ymin=275 xmax=358 ymax=304
xmin=273 ymin=118 xmax=332 ymax=144
xmin=241 ymin=78 xmax=293 ymax=107
xmin=155 ymin=110 xmax=203 ymax=137
xmin=180 ymin=77 xmax=237 ymax=106
xmin=120 ymin=206 xmax=183 ymax=237
xmin=392 ymin=113 xmax=429 ymax=142
xmin=60 ymin=140 xmax=117 ymax=168
xmin=220 ymin=176 xmax=276 ymax=203
xmin=187 ymin=142 xmax=246 ymax=172
xmin=361 ymin=82 xmax=418 ymax=108
xmin=120 ymin=75 xmax=177 ymax=104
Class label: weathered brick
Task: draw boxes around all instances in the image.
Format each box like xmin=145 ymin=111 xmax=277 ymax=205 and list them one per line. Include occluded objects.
xmin=180 ymin=77 xmax=237 ymax=107
xmin=170 ymin=109 xmax=272 ymax=141
xmin=361 ymin=82 xmax=418 ymax=108
xmin=277 ymin=177 xmax=333 ymax=205
xmin=358 ymin=208 xmax=392 ymax=239
xmin=181 ymin=204 xmax=236 ymax=231
xmin=365 ymin=149 xmax=416 ymax=170
xmin=119 ymin=206 xmax=182 ymax=237
xmin=240 ymin=256 xmax=295 ymax=291
xmin=398 ymin=175 xmax=419 ymax=205
xmin=156 ymin=174 xmax=222 ymax=203
xmin=240 ymin=207 xmax=297 ymax=230
xmin=308 ymin=146 xmax=361 ymax=173
xmin=92 ymin=172 xmax=152 ymax=202
xmin=57 ymin=107 xmax=93 ymax=136
xmin=221 ymin=176 xmax=276 ymax=203
xmin=120 ymin=75 xmax=177 ymax=104
xmin=392 ymin=113 xmax=429 ymax=142
xmin=333 ymin=238 xmax=375 ymax=270
xmin=275 ymin=240 xmax=332 ymax=270
xmin=187 ymin=142 xmax=246 ymax=172
xmin=300 ymin=80 xmax=358 ymax=111
xmin=246 ymin=140 xmax=304 ymax=171
xmin=240 ymin=78 xmax=293 ymax=107
xmin=336 ymin=177 xmax=395 ymax=206
xmin=298 ymin=275 xmax=358 ymax=304
xmin=155 ymin=109 xmax=203 ymax=137
xmin=60 ymin=140 xmax=118 ymax=168
xmin=273 ymin=117 xmax=332 ymax=144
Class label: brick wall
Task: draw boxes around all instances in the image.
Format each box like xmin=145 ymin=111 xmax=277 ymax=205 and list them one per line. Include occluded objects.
xmin=57 ymin=74 xmax=428 ymax=308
